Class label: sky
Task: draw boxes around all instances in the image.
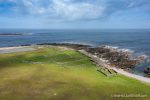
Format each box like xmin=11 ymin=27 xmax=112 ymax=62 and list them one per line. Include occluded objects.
xmin=0 ymin=0 xmax=150 ymax=29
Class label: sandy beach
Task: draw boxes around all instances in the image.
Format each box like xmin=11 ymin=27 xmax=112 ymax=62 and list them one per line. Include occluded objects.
xmin=0 ymin=46 xmax=35 ymax=54
xmin=79 ymin=49 xmax=150 ymax=84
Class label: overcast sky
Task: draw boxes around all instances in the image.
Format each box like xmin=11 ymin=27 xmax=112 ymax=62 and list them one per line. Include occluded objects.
xmin=0 ymin=0 xmax=150 ymax=29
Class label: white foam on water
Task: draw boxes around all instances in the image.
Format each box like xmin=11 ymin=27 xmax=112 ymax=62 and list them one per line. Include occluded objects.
xmin=102 ymin=45 xmax=134 ymax=53
xmin=100 ymin=45 xmax=150 ymax=61
xmin=119 ymin=49 xmax=134 ymax=53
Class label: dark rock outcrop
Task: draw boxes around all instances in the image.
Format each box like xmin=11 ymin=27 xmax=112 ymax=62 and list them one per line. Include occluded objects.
xmin=144 ymin=67 xmax=150 ymax=75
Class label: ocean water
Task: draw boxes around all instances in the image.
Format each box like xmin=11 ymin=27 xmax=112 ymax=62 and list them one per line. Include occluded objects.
xmin=0 ymin=29 xmax=150 ymax=75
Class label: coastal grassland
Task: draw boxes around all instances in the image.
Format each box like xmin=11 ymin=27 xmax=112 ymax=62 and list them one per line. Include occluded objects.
xmin=0 ymin=46 xmax=149 ymax=100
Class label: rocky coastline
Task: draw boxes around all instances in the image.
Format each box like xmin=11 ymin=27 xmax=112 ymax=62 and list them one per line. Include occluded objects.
xmin=2 ymin=42 xmax=148 ymax=77
xmin=37 ymin=43 xmax=148 ymax=76
xmin=85 ymin=46 xmax=146 ymax=69
xmin=0 ymin=43 xmax=150 ymax=83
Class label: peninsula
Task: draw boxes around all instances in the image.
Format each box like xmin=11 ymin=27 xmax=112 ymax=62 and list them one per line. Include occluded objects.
xmin=0 ymin=44 xmax=149 ymax=100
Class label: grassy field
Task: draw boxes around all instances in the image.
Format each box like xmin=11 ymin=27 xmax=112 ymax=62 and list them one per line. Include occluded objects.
xmin=0 ymin=46 xmax=149 ymax=100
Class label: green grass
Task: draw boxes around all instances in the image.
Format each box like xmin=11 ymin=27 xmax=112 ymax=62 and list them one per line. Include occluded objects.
xmin=0 ymin=46 xmax=150 ymax=100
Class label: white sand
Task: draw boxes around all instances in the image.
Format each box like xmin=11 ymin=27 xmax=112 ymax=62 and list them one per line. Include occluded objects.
xmin=0 ymin=46 xmax=23 ymax=50
xmin=0 ymin=46 xmax=35 ymax=54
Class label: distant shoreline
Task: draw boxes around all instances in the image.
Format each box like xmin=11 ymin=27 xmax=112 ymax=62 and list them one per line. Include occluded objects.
xmin=0 ymin=33 xmax=23 ymax=36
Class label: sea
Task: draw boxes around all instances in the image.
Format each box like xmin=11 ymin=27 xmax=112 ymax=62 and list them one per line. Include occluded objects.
xmin=0 ymin=29 xmax=150 ymax=76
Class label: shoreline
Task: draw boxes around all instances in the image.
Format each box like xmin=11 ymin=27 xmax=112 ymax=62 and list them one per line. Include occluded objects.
xmin=0 ymin=46 xmax=29 ymax=50
xmin=0 ymin=44 xmax=150 ymax=84
xmin=0 ymin=46 xmax=36 ymax=54
xmin=78 ymin=49 xmax=150 ymax=84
